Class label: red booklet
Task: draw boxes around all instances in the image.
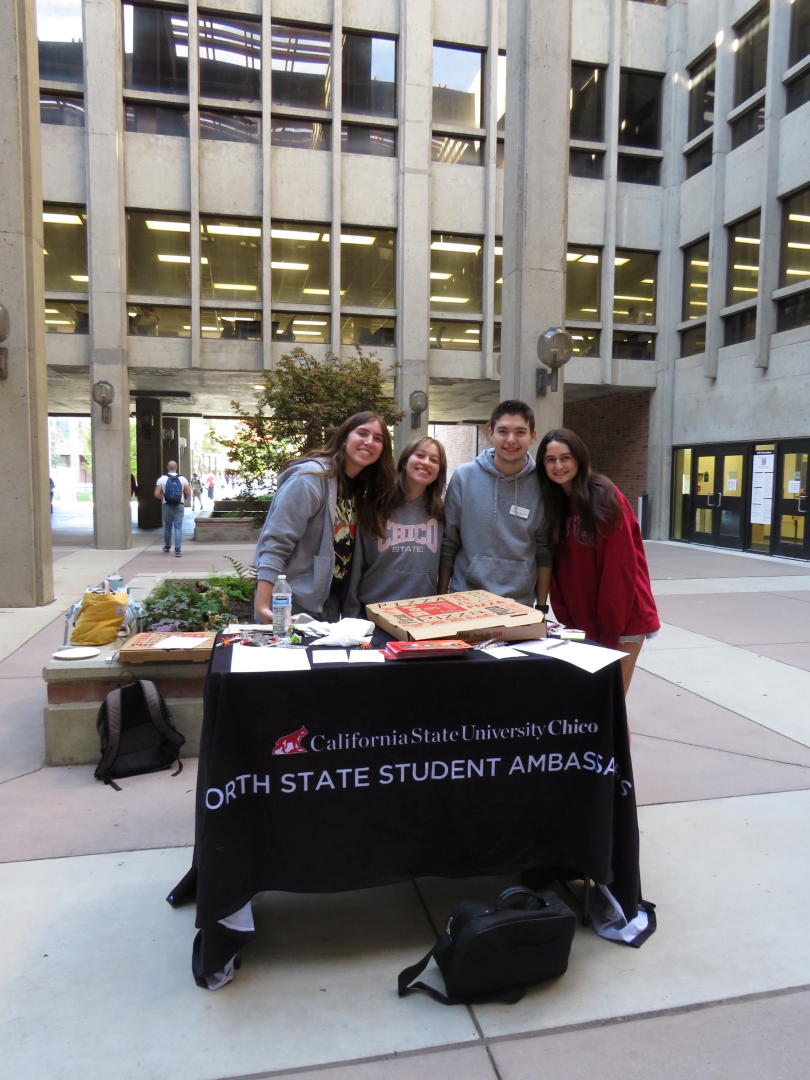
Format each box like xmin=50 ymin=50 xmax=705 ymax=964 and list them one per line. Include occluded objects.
xmin=383 ymin=639 xmax=473 ymax=660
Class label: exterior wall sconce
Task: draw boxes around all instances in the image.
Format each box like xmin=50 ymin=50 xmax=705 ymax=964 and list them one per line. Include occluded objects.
xmin=0 ymin=304 xmax=9 ymax=380
xmin=139 ymin=413 xmax=154 ymax=428
xmin=409 ymin=389 xmax=428 ymax=429
xmin=536 ymin=327 xmax=573 ymax=395
xmin=178 ymin=436 xmax=188 ymax=450
xmin=162 ymin=426 xmax=176 ymax=441
xmin=91 ymin=380 xmax=115 ymax=423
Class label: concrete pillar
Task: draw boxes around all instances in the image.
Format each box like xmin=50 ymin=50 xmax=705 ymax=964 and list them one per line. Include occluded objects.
xmin=84 ymin=0 xmax=132 ymax=549
xmin=599 ymin=0 xmax=623 ymax=388
xmin=330 ymin=0 xmax=343 ymax=355
xmin=189 ymin=1 xmax=202 ymax=369
xmin=500 ymin=0 xmax=572 ymax=431
xmin=261 ymin=0 xmax=273 ymax=371
xmin=177 ymin=417 xmax=192 ymax=502
xmin=394 ymin=0 xmax=432 ymax=456
xmin=135 ymin=397 xmax=163 ymax=528
xmin=0 ymin=0 xmax=54 ymax=606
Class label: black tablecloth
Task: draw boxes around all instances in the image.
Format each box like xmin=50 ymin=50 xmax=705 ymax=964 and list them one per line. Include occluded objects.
xmin=170 ymin=633 xmax=649 ymax=981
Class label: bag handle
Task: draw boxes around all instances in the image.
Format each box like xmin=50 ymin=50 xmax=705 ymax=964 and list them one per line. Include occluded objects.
xmin=397 ymin=944 xmax=525 ymax=1007
xmin=496 ymin=886 xmax=548 ymax=910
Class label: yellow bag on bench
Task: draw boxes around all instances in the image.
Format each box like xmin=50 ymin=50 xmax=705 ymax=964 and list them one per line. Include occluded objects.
xmin=70 ymin=590 xmax=130 ymax=646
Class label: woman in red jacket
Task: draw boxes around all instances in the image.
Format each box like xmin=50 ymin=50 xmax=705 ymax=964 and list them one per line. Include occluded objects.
xmin=536 ymin=428 xmax=659 ymax=694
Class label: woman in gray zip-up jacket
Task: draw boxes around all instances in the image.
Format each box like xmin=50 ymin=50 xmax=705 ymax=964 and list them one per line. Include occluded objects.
xmin=254 ymin=412 xmax=395 ymax=622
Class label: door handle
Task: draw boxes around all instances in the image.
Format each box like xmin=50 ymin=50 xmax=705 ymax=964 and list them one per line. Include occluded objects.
xmin=707 ymin=493 xmax=716 ymax=507
xmin=716 ymin=492 xmax=723 ymax=506
xmin=798 ymin=495 xmax=807 ymax=514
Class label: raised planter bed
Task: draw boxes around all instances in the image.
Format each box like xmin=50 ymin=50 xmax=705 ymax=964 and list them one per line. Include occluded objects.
xmin=193 ymin=499 xmax=270 ymax=542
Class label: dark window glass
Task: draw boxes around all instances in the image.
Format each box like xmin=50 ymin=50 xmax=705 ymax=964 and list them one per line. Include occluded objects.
xmin=617 ymin=154 xmax=660 ymax=185
xmin=340 ymin=228 xmax=396 ymax=308
xmin=494 ymin=241 xmax=502 ymax=317
xmin=569 ymin=329 xmax=600 ymax=357
xmin=727 ymin=212 xmax=761 ymax=305
xmin=200 ymin=217 xmax=262 ymax=302
xmin=342 ymin=33 xmax=396 ymax=118
xmin=685 ymin=137 xmax=713 ymax=178
xmin=787 ymin=69 xmax=810 ymax=114
xmin=37 ymin=0 xmax=83 ymax=84
xmin=733 ymin=6 xmax=769 ymax=107
xmin=615 ymin=249 xmax=657 ymax=324
xmin=730 ymin=103 xmax=765 ymax=148
xmin=271 ymin=223 xmax=330 ymax=305
xmin=340 ymin=315 xmax=394 ymax=346
xmin=200 ymin=110 xmax=261 ymax=144
xmin=272 ymin=119 xmax=330 ymax=150
xmin=199 ymin=14 xmax=260 ymax=103
xmin=431 ymin=134 xmax=483 ymax=165
xmin=342 ymin=125 xmax=396 ymax=157
xmin=45 ymin=300 xmax=88 ymax=334
xmin=566 ymin=246 xmax=600 ymax=320
xmin=612 ymin=330 xmax=655 ymax=359
xmin=780 ymin=187 xmax=810 ymax=288
xmin=680 ymin=323 xmax=706 ymax=356
xmin=618 ymin=70 xmax=663 ymax=148
xmin=429 ymin=320 xmax=482 ymax=350
xmin=496 ymin=140 xmax=505 ymax=169
xmin=790 ymin=0 xmax=810 ymax=66
xmin=128 ymin=305 xmax=190 ymax=338
xmin=40 ymin=93 xmax=84 ymax=127
xmin=497 ymin=54 xmax=506 ymax=133
xmin=777 ymin=291 xmax=810 ymax=332
xmin=570 ymin=149 xmax=604 ymax=179
xmin=682 ymin=237 xmax=710 ymax=322
xmin=687 ymin=50 xmax=716 ymax=141
xmin=125 ymin=103 xmax=189 ymax=137
xmin=43 ymin=205 xmax=88 ymax=291
xmin=201 ymin=310 xmax=262 ymax=340
xmin=126 ymin=211 xmax=190 ymax=297
xmin=272 ymin=312 xmax=329 ymax=344
xmin=493 ymin=322 xmax=501 ymax=351
xmin=723 ymin=307 xmax=756 ymax=345
xmin=430 ymin=234 xmax=484 ymax=314
xmin=570 ymin=63 xmax=605 ymax=142
xmin=432 ymin=45 xmax=483 ymax=128
xmin=630 ymin=0 xmax=666 ymax=5
xmin=271 ymin=23 xmax=332 ymax=110
xmin=123 ymin=3 xmax=188 ymax=95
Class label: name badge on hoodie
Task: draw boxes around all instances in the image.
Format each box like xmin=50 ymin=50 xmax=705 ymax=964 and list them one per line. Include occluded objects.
xmin=510 ymin=505 xmax=530 ymax=519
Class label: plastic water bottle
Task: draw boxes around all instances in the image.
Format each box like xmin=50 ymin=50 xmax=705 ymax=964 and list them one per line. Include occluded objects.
xmin=272 ymin=575 xmax=292 ymax=635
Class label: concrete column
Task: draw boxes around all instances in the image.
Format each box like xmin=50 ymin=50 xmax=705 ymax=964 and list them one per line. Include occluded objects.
xmin=481 ymin=0 xmax=500 ymax=381
xmin=261 ymin=0 xmax=273 ymax=370
xmin=755 ymin=0 xmax=791 ymax=370
xmin=500 ymin=0 xmax=572 ymax=429
xmin=394 ymin=0 xmax=432 ymax=455
xmin=0 ymin=0 xmax=54 ymax=606
xmin=84 ymin=0 xmax=132 ymax=549
xmin=599 ymin=0 xmax=623 ymax=387
xmin=189 ymin=1 xmax=201 ymax=367
xmin=135 ymin=397 xmax=163 ymax=528
xmin=331 ymin=0 xmax=343 ymax=353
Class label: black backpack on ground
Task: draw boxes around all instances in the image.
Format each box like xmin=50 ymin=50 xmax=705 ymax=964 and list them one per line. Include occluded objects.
xmin=398 ymin=886 xmax=576 ymax=1005
xmin=94 ymin=679 xmax=185 ymax=790
xmin=164 ymin=474 xmax=183 ymax=505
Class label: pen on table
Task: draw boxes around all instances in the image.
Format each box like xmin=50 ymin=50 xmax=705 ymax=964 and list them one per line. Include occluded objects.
xmin=546 ymin=639 xmax=569 ymax=651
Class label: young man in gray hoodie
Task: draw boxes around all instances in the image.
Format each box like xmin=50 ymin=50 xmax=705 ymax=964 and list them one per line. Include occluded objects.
xmin=438 ymin=400 xmax=552 ymax=610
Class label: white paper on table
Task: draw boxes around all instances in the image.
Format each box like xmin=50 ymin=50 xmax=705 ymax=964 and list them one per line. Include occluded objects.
xmin=349 ymin=649 xmax=386 ymax=663
xmin=484 ymin=645 xmax=527 ymax=659
xmin=221 ymin=624 xmax=274 ymax=633
xmin=153 ymin=635 xmax=207 ymax=650
xmin=513 ymin=639 xmax=563 ymax=657
xmin=229 ymin=643 xmax=311 ymax=673
xmin=537 ymin=641 xmax=627 ymax=673
xmin=311 ymin=649 xmax=349 ymax=664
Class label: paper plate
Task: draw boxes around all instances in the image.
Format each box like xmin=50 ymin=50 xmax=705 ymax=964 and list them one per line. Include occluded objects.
xmin=52 ymin=647 xmax=101 ymax=661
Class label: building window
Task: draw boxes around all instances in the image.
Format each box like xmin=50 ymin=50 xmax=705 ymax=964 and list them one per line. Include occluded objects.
xmin=723 ymin=307 xmax=757 ymax=346
xmin=123 ymin=3 xmax=189 ymax=96
xmin=343 ymin=125 xmax=396 ymax=157
xmin=614 ymin=249 xmax=657 ymax=324
xmin=569 ymin=329 xmax=600 ymax=357
xmin=618 ymin=70 xmax=662 ymax=148
xmin=682 ymin=237 xmax=710 ymax=322
xmin=43 ymin=205 xmax=88 ymax=292
xmin=685 ymin=138 xmax=713 ymax=178
xmin=494 ymin=240 xmax=502 ymax=317
xmin=680 ymin=323 xmax=706 ymax=357
xmin=733 ymin=5 xmax=769 ymax=107
xmin=497 ymin=53 xmax=506 ymax=133
xmin=40 ymin=93 xmax=84 ymax=128
xmin=201 ymin=310 xmax=262 ymax=340
xmin=128 ymin=305 xmax=191 ymax=337
xmin=432 ymin=44 xmax=483 ymax=128
xmin=342 ymin=32 xmax=396 ymax=118
xmin=431 ymin=134 xmax=483 ymax=166
xmin=429 ymin=320 xmax=482 ymax=350
xmin=786 ymin=69 xmax=810 ymax=115
xmin=617 ymin=155 xmax=660 ymax=185
xmin=687 ymin=50 xmax=716 ymax=142
xmin=730 ymin=102 xmax=765 ymax=149
xmin=493 ymin=322 xmax=502 ymax=351
xmin=570 ymin=63 xmax=605 ymax=142
xmin=612 ymin=330 xmax=655 ymax=360
xmin=570 ymin=150 xmax=605 ymax=179
xmin=200 ymin=216 xmax=262 ymax=302
xmin=777 ymin=290 xmax=810 ymax=332
xmin=790 ymin=0 xmax=810 ymax=67
xmin=340 ymin=228 xmax=395 ymax=308
xmin=340 ymin=315 xmax=393 ymax=347
xmin=271 ymin=119 xmax=329 ymax=151
xmin=126 ymin=211 xmax=190 ymax=297
xmin=780 ymin=186 xmax=810 ymax=288
xmin=45 ymin=300 xmax=88 ymax=334
xmin=429 ymin=234 xmax=483 ymax=313
xmin=37 ymin=0 xmax=83 ymax=85
xmin=199 ymin=14 xmax=260 ymax=103
xmin=272 ymin=312 xmax=329 ymax=344
xmin=726 ymin=212 xmax=761 ymax=311
xmin=271 ymin=23 xmax=332 ymax=111
xmin=271 ymin=223 xmax=330 ymax=305
xmin=200 ymin=110 xmax=261 ymax=145
xmin=565 ymin=246 xmax=600 ymax=320
xmin=125 ymin=103 xmax=189 ymax=137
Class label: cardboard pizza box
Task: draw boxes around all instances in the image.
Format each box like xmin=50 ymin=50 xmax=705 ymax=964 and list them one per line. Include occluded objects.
xmin=118 ymin=631 xmax=217 ymax=663
xmin=365 ymin=590 xmax=546 ymax=644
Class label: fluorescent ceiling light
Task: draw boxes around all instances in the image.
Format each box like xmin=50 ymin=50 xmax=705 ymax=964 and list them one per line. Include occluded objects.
xmin=735 ymin=236 xmax=760 ymax=244
xmin=581 ymin=308 xmax=597 ymax=313
xmin=733 ymin=264 xmax=759 ymax=271
xmin=146 ymin=220 xmax=190 ymax=232
xmin=579 ymin=254 xmax=599 ymax=264
xmin=303 ymin=288 xmax=330 ymax=295
xmin=70 ymin=275 xmax=89 ymax=282
xmin=183 ymin=325 xmax=192 ymax=329
xmin=430 ymin=241 xmax=481 ymax=253
xmin=691 ymin=282 xmax=709 ymax=288
xmin=788 ymin=242 xmax=810 ymax=250
xmin=614 ymin=294 xmax=653 ymax=302
xmin=42 ymin=212 xmax=83 ymax=225
xmin=430 ymin=272 xmax=452 ymax=280
xmin=690 ymin=301 xmax=707 ymax=306
xmin=292 ymin=329 xmax=322 ymax=335
xmin=253 ymin=384 xmax=265 ymax=389
xmin=691 ymin=260 xmax=709 ymax=267
xmin=270 ymin=262 xmax=309 ymax=270
xmin=641 ymin=278 xmax=654 ymax=284
xmin=786 ymin=268 xmax=810 ymax=275
xmin=292 ymin=319 xmax=327 ymax=325
xmin=494 ymin=246 xmax=503 ymax=256
xmin=732 ymin=286 xmax=758 ymax=292
xmin=220 ymin=317 xmax=258 ymax=321
xmin=571 ymin=335 xmax=584 ymax=340
xmin=566 ymin=253 xmax=582 ymax=262
xmin=464 ymin=328 xmax=480 ymax=334
xmin=45 ymin=308 xmax=60 ymax=314
xmin=45 ymin=319 xmax=71 ymax=324
xmin=430 ymin=296 xmax=469 ymax=303
xmin=201 ymin=257 xmax=208 ymax=264
xmin=201 ymin=326 xmax=220 ymax=331
xmin=614 ymin=257 xmax=630 ymax=266
xmin=495 ymin=277 xmax=503 ymax=284
xmin=789 ymin=214 xmax=810 ymax=223
xmin=270 ymin=229 xmax=320 ymax=241
xmin=206 ymin=224 xmax=261 ymax=237
xmin=213 ymin=282 xmax=258 ymax=289
xmin=340 ymin=234 xmax=376 ymax=245
xmin=158 ymin=254 xmax=191 ymax=263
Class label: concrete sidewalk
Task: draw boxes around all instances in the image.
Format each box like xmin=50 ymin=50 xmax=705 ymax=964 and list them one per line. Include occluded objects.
xmin=1 ymin=541 xmax=809 ymax=1080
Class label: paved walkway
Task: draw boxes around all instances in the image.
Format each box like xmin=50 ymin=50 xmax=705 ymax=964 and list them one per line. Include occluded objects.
xmin=1 ymin=540 xmax=809 ymax=1079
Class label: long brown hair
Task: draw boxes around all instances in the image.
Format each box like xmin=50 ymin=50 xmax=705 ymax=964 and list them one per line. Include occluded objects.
xmin=287 ymin=411 xmax=396 ymax=539
xmin=391 ymin=437 xmax=447 ymax=521
xmin=535 ymin=428 xmax=623 ymax=550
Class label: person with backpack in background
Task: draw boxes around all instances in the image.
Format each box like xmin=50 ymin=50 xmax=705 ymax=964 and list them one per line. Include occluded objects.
xmin=155 ymin=461 xmax=191 ymax=557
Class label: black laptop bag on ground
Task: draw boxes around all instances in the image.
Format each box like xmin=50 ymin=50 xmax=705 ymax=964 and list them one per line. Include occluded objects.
xmin=94 ymin=679 xmax=185 ymax=790
xmin=398 ymin=886 xmax=576 ymax=1005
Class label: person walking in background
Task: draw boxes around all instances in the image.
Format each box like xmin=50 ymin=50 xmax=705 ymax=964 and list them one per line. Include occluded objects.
xmin=206 ymin=473 xmax=215 ymax=502
xmin=155 ymin=461 xmax=191 ymax=557
xmin=191 ymin=473 xmax=204 ymax=510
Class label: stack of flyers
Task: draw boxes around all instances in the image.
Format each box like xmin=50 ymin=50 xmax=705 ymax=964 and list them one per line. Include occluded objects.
xmin=383 ymin=639 xmax=474 ymax=660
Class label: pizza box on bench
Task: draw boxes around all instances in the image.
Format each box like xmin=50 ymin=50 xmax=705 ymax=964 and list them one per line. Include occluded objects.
xmin=365 ymin=590 xmax=546 ymax=644
xmin=118 ymin=631 xmax=217 ymax=663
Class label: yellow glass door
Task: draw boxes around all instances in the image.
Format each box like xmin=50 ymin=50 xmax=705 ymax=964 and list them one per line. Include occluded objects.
xmin=775 ymin=444 xmax=809 ymax=559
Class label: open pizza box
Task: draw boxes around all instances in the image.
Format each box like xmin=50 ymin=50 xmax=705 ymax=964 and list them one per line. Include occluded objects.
xmin=365 ymin=590 xmax=546 ymax=644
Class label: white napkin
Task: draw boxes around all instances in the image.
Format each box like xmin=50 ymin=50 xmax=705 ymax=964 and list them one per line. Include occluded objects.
xmin=294 ymin=615 xmax=375 ymax=647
